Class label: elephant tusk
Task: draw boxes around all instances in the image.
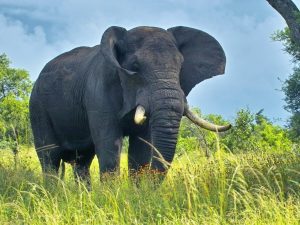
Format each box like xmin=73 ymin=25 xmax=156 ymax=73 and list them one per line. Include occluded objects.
xmin=134 ymin=105 xmax=147 ymax=125
xmin=184 ymin=105 xmax=231 ymax=132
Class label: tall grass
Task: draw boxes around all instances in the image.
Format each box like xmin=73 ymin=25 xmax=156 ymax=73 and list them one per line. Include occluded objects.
xmin=0 ymin=146 xmax=299 ymax=224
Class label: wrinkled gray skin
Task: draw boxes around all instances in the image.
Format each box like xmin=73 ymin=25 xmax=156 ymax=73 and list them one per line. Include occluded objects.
xmin=30 ymin=26 xmax=226 ymax=183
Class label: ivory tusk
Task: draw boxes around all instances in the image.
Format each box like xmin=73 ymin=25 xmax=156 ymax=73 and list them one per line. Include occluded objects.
xmin=184 ymin=105 xmax=231 ymax=132
xmin=134 ymin=105 xmax=147 ymax=125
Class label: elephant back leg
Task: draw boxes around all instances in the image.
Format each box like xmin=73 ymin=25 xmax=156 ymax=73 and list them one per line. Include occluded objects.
xmin=30 ymin=102 xmax=62 ymax=175
xmin=68 ymin=147 xmax=95 ymax=188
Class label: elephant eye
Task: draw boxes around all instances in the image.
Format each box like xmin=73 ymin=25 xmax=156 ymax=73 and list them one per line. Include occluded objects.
xmin=131 ymin=61 xmax=139 ymax=71
xmin=124 ymin=55 xmax=139 ymax=72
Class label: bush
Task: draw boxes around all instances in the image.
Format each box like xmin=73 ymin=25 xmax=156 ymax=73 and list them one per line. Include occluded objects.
xmin=178 ymin=108 xmax=293 ymax=154
xmin=0 ymin=54 xmax=33 ymax=149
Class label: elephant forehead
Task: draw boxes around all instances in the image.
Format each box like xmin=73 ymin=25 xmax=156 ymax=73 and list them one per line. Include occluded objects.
xmin=128 ymin=26 xmax=166 ymax=36
xmin=126 ymin=27 xmax=175 ymax=48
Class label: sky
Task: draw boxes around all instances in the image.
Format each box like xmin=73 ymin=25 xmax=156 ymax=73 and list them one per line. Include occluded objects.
xmin=0 ymin=0 xmax=299 ymax=125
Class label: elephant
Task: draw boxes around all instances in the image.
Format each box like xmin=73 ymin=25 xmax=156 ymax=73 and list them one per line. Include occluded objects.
xmin=29 ymin=26 xmax=231 ymax=183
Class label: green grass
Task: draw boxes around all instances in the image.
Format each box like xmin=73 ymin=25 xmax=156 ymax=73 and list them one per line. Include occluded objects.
xmin=0 ymin=147 xmax=300 ymax=224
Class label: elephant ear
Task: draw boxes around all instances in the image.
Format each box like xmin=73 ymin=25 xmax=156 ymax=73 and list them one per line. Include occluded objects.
xmin=101 ymin=26 xmax=126 ymax=70
xmin=168 ymin=26 xmax=226 ymax=96
xmin=100 ymin=26 xmax=143 ymax=118
xmin=101 ymin=26 xmax=137 ymax=75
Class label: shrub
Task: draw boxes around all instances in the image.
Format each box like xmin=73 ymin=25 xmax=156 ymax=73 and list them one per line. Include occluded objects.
xmin=178 ymin=108 xmax=293 ymax=154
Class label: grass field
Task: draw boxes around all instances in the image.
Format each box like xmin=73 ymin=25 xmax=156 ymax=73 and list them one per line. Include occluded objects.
xmin=0 ymin=146 xmax=300 ymax=224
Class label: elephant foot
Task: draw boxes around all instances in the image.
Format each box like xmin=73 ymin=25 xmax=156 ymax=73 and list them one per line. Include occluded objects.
xmin=129 ymin=165 xmax=168 ymax=188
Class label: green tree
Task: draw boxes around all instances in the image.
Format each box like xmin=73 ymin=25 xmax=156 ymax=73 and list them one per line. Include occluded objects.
xmin=222 ymin=109 xmax=256 ymax=152
xmin=266 ymin=0 xmax=300 ymax=48
xmin=223 ymin=109 xmax=292 ymax=152
xmin=281 ymin=67 xmax=300 ymax=140
xmin=178 ymin=107 xmax=292 ymax=154
xmin=269 ymin=0 xmax=300 ymax=141
xmin=273 ymin=28 xmax=300 ymax=141
xmin=282 ymin=67 xmax=300 ymax=113
xmin=288 ymin=113 xmax=300 ymax=141
xmin=0 ymin=54 xmax=32 ymax=156
xmin=0 ymin=54 xmax=32 ymax=101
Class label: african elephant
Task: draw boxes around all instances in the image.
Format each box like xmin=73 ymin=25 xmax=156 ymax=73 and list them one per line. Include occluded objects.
xmin=29 ymin=26 xmax=231 ymax=183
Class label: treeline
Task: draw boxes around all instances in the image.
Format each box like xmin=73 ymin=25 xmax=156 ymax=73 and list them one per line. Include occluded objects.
xmin=178 ymin=108 xmax=297 ymax=155
xmin=273 ymin=28 xmax=300 ymax=142
xmin=0 ymin=53 xmax=299 ymax=156
xmin=0 ymin=54 xmax=33 ymax=152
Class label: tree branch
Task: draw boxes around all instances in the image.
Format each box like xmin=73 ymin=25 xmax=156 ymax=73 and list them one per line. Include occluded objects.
xmin=266 ymin=0 xmax=300 ymax=47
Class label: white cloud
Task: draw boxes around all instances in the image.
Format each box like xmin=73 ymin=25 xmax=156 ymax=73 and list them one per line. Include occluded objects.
xmin=0 ymin=0 xmax=296 ymax=123
xmin=0 ymin=13 xmax=71 ymax=77
xmin=188 ymin=10 xmax=292 ymax=122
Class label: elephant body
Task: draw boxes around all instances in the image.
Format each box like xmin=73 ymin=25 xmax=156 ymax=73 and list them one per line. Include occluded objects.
xmin=30 ymin=26 xmax=227 ymax=182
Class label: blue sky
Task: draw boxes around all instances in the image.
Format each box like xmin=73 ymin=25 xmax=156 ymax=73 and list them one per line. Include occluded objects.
xmin=0 ymin=0 xmax=299 ymax=124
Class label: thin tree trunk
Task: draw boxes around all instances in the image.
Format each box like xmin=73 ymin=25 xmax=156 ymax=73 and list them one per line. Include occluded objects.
xmin=266 ymin=0 xmax=300 ymax=46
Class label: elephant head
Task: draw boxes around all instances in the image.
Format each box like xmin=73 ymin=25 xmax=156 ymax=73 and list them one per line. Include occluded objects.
xmin=100 ymin=26 xmax=230 ymax=171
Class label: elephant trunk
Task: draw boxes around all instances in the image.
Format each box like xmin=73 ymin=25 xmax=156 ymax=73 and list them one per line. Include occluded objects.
xmin=149 ymin=89 xmax=184 ymax=172
xmin=150 ymin=119 xmax=180 ymax=171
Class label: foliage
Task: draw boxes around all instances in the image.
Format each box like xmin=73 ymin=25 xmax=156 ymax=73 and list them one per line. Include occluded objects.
xmin=0 ymin=54 xmax=33 ymax=149
xmin=282 ymin=67 xmax=300 ymax=114
xmin=0 ymin=54 xmax=32 ymax=101
xmin=224 ymin=109 xmax=292 ymax=152
xmin=221 ymin=109 xmax=256 ymax=152
xmin=273 ymin=27 xmax=300 ymax=141
xmin=281 ymin=68 xmax=300 ymax=140
xmin=178 ymin=108 xmax=293 ymax=154
xmin=0 ymin=147 xmax=299 ymax=224
xmin=288 ymin=112 xmax=300 ymax=141
xmin=272 ymin=27 xmax=300 ymax=63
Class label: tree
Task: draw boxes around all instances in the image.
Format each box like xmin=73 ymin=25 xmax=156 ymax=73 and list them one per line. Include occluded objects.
xmin=266 ymin=0 xmax=300 ymax=47
xmin=272 ymin=28 xmax=300 ymax=147
xmin=281 ymin=67 xmax=300 ymax=140
xmin=282 ymin=67 xmax=300 ymax=113
xmin=268 ymin=0 xmax=300 ymax=141
xmin=0 ymin=54 xmax=32 ymax=101
xmin=178 ymin=108 xmax=292 ymax=154
xmin=0 ymin=54 xmax=32 ymax=160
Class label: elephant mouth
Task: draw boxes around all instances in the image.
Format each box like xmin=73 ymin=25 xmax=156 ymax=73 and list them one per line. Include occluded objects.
xmin=134 ymin=104 xmax=231 ymax=132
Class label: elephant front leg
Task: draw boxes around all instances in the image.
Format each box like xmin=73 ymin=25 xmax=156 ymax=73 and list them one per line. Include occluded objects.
xmin=88 ymin=111 xmax=123 ymax=179
xmin=95 ymin=136 xmax=122 ymax=178
xmin=128 ymin=131 xmax=152 ymax=175
xmin=92 ymin=128 xmax=122 ymax=177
